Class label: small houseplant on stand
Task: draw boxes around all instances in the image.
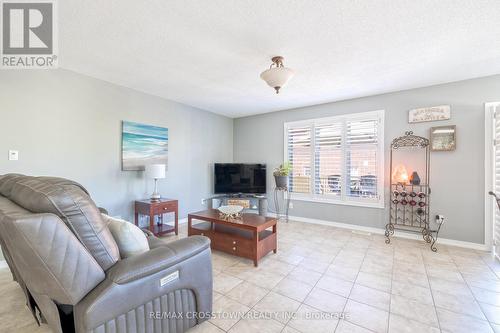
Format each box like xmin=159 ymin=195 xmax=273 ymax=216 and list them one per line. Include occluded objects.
xmin=273 ymin=162 xmax=291 ymax=189
xmin=273 ymin=163 xmax=292 ymax=222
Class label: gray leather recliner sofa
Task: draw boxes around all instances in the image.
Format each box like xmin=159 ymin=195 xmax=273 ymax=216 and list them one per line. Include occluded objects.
xmin=0 ymin=174 xmax=212 ymax=333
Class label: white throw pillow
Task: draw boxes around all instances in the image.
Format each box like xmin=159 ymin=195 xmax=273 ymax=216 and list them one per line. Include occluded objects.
xmin=101 ymin=214 xmax=149 ymax=259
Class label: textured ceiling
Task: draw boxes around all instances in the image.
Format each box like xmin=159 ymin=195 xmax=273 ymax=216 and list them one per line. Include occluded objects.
xmin=60 ymin=0 xmax=500 ymax=118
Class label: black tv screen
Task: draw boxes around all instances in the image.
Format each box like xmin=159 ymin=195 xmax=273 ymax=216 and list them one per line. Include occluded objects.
xmin=214 ymin=163 xmax=266 ymax=194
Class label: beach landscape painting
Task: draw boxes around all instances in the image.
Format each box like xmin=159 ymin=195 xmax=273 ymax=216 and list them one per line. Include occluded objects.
xmin=122 ymin=121 xmax=168 ymax=171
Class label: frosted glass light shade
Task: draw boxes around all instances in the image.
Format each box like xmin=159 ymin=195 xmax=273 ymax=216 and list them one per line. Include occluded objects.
xmin=260 ymin=67 xmax=295 ymax=94
xmin=145 ymin=164 xmax=166 ymax=179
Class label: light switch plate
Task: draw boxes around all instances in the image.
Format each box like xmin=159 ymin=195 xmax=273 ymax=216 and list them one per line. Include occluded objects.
xmin=8 ymin=150 xmax=18 ymax=161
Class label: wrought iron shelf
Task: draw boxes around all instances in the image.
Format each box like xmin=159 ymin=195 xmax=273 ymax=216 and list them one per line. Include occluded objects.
xmin=386 ymin=131 xmax=441 ymax=252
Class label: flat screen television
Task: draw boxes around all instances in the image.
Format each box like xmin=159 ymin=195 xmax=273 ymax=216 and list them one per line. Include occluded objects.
xmin=214 ymin=163 xmax=266 ymax=194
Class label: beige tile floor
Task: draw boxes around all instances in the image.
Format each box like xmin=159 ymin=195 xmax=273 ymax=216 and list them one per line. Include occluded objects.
xmin=1 ymin=220 xmax=500 ymax=333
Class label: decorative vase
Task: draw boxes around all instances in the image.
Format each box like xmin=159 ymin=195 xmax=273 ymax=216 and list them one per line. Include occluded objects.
xmin=409 ymin=171 xmax=421 ymax=185
xmin=274 ymin=175 xmax=288 ymax=189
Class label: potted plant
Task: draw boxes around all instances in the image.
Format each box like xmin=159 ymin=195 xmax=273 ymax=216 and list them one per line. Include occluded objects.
xmin=273 ymin=162 xmax=291 ymax=189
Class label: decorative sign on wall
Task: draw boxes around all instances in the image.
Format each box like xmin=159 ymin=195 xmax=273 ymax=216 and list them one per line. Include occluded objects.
xmin=122 ymin=121 xmax=169 ymax=171
xmin=408 ymin=105 xmax=451 ymax=123
xmin=430 ymin=125 xmax=456 ymax=151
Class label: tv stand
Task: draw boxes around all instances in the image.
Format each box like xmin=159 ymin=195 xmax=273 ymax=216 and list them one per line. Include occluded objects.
xmin=205 ymin=194 xmax=268 ymax=216
xmin=225 ymin=193 xmax=266 ymax=198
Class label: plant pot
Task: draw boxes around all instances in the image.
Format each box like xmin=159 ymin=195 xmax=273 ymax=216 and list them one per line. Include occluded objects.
xmin=274 ymin=175 xmax=288 ymax=189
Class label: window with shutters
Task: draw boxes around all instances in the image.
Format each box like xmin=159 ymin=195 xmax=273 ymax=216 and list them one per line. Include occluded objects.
xmin=284 ymin=110 xmax=384 ymax=208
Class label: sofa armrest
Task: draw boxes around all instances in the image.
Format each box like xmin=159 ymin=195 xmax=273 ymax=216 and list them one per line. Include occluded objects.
xmin=146 ymin=234 xmax=168 ymax=249
xmin=107 ymin=235 xmax=210 ymax=284
xmin=74 ymin=236 xmax=213 ymax=333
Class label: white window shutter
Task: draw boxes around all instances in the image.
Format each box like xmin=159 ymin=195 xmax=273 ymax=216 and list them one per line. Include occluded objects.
xmin=494 ymin=105 xmax=500 ymax=256
xmin=285 ymin=110 xmax=384 ymax=207
xmin=314 ymin=122 xmax=343 ymax=196
xmin=287 ymin=125 xmax=312 ymax=193
xmin=345 ymin=118 xmax=379 ymax=198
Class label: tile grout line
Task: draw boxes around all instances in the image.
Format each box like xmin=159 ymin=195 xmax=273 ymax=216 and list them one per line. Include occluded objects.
xmin=454 ymin=252 xmax=497 ymax=331
xmin=387 ymin=242 xmax=395 ymax=333
xmin=265 ymin=228 xmax=347 ymax=332
xmin=175 ymin=222 xmax=500 ymax=332
xmin=217 ymin=256 xmax=276 ymax=332
xmin=275 ymin=231 xmax=356 ymax=332
xmin=215 ymin=232 xmax=312 ymax=332
xmin=292 ymin=236 xmax=345 ymax=333
xmin=276 ymin=234 xmax=343 ymax=332
xmin=422 ymin=251 xmax=500 ymax=328
xmin=422 ymin=249 xmax=444 ymax=332
xmin=336 ymin=236 xmax=370 ymax=332
xmin=276 ymin=248 xmax=308 ymax=333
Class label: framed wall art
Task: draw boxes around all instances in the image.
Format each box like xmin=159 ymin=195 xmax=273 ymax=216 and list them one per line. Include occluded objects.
xmin=122 ymin=121 xmax=169 ymax=171
xmin=430 ymin=125 xmax=456 ymax=151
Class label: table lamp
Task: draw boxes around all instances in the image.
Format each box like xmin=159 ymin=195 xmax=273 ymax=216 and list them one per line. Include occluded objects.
xmin=145 ymin=164 xmax=165 ymax=201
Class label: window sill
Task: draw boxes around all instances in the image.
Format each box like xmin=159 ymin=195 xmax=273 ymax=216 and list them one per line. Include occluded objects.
xmin=288 ymin=194 xmax=385 ymax=209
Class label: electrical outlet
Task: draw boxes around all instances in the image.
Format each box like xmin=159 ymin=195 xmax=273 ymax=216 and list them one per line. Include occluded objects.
xmin=289 ymin=202 xmax=294 ymax=209
xmin=435 ymin=214 xmax=445 ymax=224
xmin=201 ymin=198 xmax=205 ymax=205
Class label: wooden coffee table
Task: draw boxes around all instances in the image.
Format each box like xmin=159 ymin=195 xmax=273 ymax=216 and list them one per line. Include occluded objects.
xmin=188 ymin=209 xmax=277 ymax=266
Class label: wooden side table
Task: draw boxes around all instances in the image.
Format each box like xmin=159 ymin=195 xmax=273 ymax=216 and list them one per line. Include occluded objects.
xmin=134 ymin=199 xmax=178 ymax=236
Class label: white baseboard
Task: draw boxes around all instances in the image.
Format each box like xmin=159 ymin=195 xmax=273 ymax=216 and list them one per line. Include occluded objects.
xmin=269 ymin=213 xmax=488 ymax=251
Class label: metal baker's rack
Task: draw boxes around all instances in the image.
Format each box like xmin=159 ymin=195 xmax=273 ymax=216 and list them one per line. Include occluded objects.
xmin=385 ymin=131 xmax=442 ymax=251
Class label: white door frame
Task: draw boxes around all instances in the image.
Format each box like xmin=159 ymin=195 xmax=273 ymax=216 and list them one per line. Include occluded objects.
xmin=485 ymin=102 xmax=500 ymax=253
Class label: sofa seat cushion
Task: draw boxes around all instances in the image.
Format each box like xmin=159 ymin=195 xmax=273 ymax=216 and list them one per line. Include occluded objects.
xmin=102 ymin=214 xmax=149 ymax=258
xmin=4 ymin=175 xmax=119 ymax=270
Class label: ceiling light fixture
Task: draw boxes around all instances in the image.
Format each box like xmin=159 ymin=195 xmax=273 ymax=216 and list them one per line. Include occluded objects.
xmin=260 ymin=56 xmax=294 ymax=94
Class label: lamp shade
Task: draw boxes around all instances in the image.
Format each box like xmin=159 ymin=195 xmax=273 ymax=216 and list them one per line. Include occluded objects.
xmin=145 ymin=164 xmax=166 ymax=179
xmin=392 ymin=164 xmax=408 ymax=184
xmin=260 ymin=67 xmax=295 ymax=94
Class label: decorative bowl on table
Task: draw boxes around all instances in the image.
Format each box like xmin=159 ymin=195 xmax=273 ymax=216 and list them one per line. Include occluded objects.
xmin=218 ymin=205 xmax=243 ymax=220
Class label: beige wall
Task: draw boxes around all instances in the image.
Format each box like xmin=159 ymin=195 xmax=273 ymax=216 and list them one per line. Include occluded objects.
xmin=234 ymin=75 xmax=500 ymax=244
xmin=0 ymin=69 xmax=234 ymax=221
xmin=1 ymin=68 xmax=499 ymax=247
